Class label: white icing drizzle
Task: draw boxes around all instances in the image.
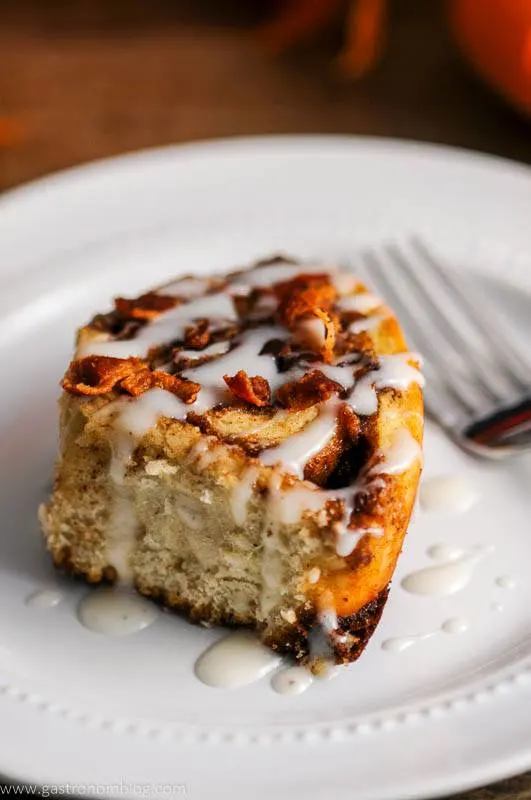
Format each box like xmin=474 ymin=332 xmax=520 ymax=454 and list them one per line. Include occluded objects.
xmin=230 ymin=260 xmax=326 ymax=289
xmin=321 ymin=426 xmax=418 ymax=560
xmin=189 ymin=437 xmax=225 ymax=470
xmin=271 ymin=666 xmax=313 ymax=695
xmin=74 ymin=261 xmax=424 ymax=590
xmin=401 ymin=545 xmax=494 ymax=597
xmin=194 ymin=631 xmax=281 ymax=688
xmin=230 ymin=467 xmax=260 ymax=526
xmin=349 ymin=354 xmax=424 ymax=416
xmin=372 ymin=429 xmax=422 ymax=475
xmin=317 ymin=590 xmax=338 ymax=632
xmin=492 ymin=602 xmax=504 ymax=613
xmin=318 ymin=362 xmax=357 ymax=388
xmin=175 ymin=340 xmax=231 ymax=363
xmin=105 ymin=494 xmax=140 ymax=582
xmin=330 ymin=270 xmax=359 ymax=295
xmin=496 ymin=575 xmax=516 ymax=589
xmin=420 ymin=475 xmax=479 ymax=514
xmin=160 ymin=276 xmax=212 ymax=298
xmin=183 ymin=326 xmax=289 ymax=413
xmin=262 ymin=420 xmax=418 ymax=561
xmin=259 ymin=400 xmax=339 ymax=478
xmin=337 ymin=292 xmax=382 ymax=313
xmin=266 ymin=474 xmax=325 ymax=527
xmin=348 ymin=314 xmax=387 ymax=334
xmin=106 ymin=389 xmax=187 ymax=581
xmin=335 ymin=525 xmax=383 ymax=557
xmin=25 ymin=588 xmax=63 ymax=610
xmin=247 ymin=293 xmax=279 ymax=320
xmin=77 ymin=587 xmax=160 ymax=636
xmin=116 ymin=388 xmax=188 ymax=438
xmin=78 ymin=291 xmax=237 ymax=359
xmin=295 ymin=317 xmax=327 ymax=349
xmin=260 ymin=473 xmax=290 ymax=619
xmin=335 ymin=529 xmax=364 ymax=558
xmin=318 ymin=607 xmax=338 ymax=632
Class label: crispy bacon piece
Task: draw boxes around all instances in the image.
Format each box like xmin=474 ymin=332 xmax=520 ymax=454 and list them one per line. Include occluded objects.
xmin=120 ymin=368 xmax=200 ymax=403
xmin=114 ymin=293 xmax=178 ymax=321
xmin=273 ymin=273 xmax=339 ymax=363
xmin=274 ymin=273 xmax=335 ymax=318
xmin=63 ymin=356 xmax=200 ymax=403
xmin=223 ymin=370 xmax=272 ymax=407
xmin=276 ymin=370 xmax=342 ymax=410
xmin=184 ymin=319 xmax=210 ymax=350
xmin=63 ymin=356 xmax=146 ymax=396
xmin=310 ymin=308 xmax=338 ymax=364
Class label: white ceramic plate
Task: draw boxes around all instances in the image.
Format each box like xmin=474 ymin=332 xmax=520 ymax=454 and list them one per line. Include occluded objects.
xmin=1 ymin=136 xmax=531 ymax=800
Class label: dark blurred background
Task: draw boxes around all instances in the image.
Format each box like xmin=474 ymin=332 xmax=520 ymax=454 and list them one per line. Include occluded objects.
xmin=1 ymin=0 xmax=531 ymax=192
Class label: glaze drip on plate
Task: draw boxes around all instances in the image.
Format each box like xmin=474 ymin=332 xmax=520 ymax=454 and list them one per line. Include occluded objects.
xmin=420 ymin=474 xmax=479 ymax=514
xmin=194 ymin=632 xmax=281 ymax=688
xmin=401 ymin=546 xmax=494 ymax=597
xmin=78 ymin=588 xmax=160 ymax=636
xmin=382 ymin=617 xmax=471 ymax=653
xmin=25 ymin=588 xmax=64 ymax=610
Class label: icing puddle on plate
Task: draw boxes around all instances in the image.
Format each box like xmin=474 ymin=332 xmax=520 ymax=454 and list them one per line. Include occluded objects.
xmin=382 ymin=616 xmax=470 ymax=653
xmin=401 ymin=545 xmax=494 ymax=598
xmin=419 ymin=474 xmax=479 ymax=514
xmin=194 ymin=632 xmax=281 ymax=689
xmin=25 ymin=588 xmax=64 ymax=610
xmin=77 ymin=587 xmax=161 ymax=636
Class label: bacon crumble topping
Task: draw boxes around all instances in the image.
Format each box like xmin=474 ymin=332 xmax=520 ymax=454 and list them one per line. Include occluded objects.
xmin=223 ymin=370 xmax=272 ymax=407
xmin=114 ymin=292 xmax=179 ymax=321
xmin=63 ymin=356 xmax=200 ymax=403
xmin=62 ymin=264 xmax=384 ymax=422
xmin=184 ymin=319 xmax=211 ymax=350
xmin=276 ymin=370 xmax=343 ymax=411
xmin=274 ymin=274 xmax=339 ymax=364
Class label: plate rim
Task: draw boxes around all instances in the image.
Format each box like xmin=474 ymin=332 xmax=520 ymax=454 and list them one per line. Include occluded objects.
xmin=2 ymin=133 xmax=531 ymax=211
xmin=2 ymin=134 xmax=531 ymax=799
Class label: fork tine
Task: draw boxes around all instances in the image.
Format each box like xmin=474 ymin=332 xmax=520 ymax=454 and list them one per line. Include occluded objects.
xmin=384 ymin=243 xmax=511 ymax=407
xmin=421 ymin=363 xmax=472 ymax=430
xmin=411 ymin=237 xmax=530 ymax=393
xmin=362 ymin=251 xmax=478 ymax=419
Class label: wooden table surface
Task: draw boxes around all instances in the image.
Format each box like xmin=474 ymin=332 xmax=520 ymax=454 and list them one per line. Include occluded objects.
xmin=1 ymin=1 xmax=531 ymax=797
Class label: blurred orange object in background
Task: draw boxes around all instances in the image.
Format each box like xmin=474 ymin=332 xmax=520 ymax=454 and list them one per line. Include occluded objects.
xmin=450 ymin=0 xmax=531 ymax=115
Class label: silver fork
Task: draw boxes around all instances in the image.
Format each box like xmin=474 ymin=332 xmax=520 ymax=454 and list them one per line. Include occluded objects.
xmin=355 ymin=237 xmax=531 ymax=459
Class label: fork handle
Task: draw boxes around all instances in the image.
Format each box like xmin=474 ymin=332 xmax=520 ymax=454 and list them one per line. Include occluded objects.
xmin=467 ymin=399 xmax=531 ymax=447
